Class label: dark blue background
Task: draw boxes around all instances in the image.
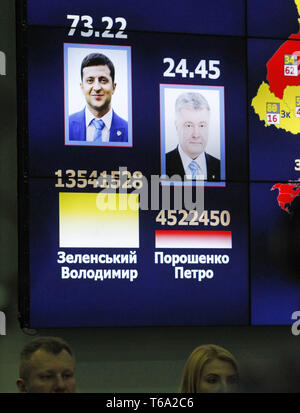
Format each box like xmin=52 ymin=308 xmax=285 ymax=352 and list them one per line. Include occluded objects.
xmin=29 ymin=179 xmax=249 ymax=327
xmin=27 ymin=0 xmax=300 ymax=39
xmin=251 ymin=183 xmax=300 ymax=324
xmin=248 ymin=0 xmax=300 ymax=39
xmin=21 ymin=1 xmax=300 ymax=327
xmin=27 ymin=26 xmax=248 ymax=182
xmin=27 ymin=0 xmax=245 ymax=36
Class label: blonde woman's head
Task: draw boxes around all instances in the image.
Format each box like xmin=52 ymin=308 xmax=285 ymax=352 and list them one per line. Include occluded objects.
xmin=179 ymin=344 xmax=239 ymax=393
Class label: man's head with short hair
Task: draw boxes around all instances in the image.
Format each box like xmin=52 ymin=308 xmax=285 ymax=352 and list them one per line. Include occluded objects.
xmin=175 ymin=92 xmax=211 ymax=159
xmin=80 ymin=53 xmax=115 ymax=83
xmin=16 ymin=336 xmax=76 ymax=393
xmin=80 ymin=53 xmax=116 ymax=118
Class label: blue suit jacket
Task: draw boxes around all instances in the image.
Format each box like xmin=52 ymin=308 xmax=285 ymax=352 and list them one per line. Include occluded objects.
xmin=68 ymin=108 xmax=128 ymax=143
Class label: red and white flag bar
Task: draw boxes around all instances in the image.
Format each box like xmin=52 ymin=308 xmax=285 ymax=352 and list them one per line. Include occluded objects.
xmin=155 ymin=230 xmax=232 ymax=249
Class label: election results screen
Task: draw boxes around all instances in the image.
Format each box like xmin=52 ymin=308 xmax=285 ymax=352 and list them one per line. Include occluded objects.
xmin=16 ymin=0 xmax=300 ymax=327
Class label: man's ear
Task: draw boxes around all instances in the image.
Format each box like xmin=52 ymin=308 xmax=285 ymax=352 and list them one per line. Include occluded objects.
xmin=16 ymin=378 xmax=27 ymax=393
xmin=112 ymin=82 xmax=116 ymax=94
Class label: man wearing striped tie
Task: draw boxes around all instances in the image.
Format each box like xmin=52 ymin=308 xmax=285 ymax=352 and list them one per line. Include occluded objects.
xmin=68 ymin=53 xmax=128 ymax=145
xmin=166 ymin=92 xmax=220 ymax=181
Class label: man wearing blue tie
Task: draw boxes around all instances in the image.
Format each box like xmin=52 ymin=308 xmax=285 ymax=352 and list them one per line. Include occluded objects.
xmin=68 ymin=53 xmax=128 ymax=145
xmin=166 ymin=92 xmax=220 ymax=181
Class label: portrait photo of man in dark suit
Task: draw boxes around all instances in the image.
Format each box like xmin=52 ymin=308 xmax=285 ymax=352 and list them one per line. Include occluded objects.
xmin=68 ymin=52 xmax=128 ymax=145
xmin=166 ymin=92 xmax=220 ymax=181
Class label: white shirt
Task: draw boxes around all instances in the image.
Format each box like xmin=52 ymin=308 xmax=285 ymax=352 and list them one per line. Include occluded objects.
xmin=85 ymin=107 xmax=113 ymax=142
xmin=178 ymin=145 xmax=207 ymax=180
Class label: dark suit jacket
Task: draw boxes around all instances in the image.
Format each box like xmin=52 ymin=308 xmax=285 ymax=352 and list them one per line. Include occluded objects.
xmin=68 ymin=108 xmax=128 ymax=143
xmin=166 ymin=146 xmax=220 ymax=181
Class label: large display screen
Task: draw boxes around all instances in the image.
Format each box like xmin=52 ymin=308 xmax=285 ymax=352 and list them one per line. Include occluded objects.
xmin=17 ymin=0 xmax=300 ymax=327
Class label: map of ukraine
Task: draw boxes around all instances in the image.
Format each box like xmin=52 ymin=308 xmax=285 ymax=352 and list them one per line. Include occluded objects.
xmin=271 ymin=181 xmax=300 ymax=213
xmin=252 ymin=0 xmax=300 ymax=134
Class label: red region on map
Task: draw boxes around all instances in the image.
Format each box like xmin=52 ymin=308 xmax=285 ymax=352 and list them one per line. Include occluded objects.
xmin=267 ymin=31 xmax=300 ymax=99
xmin=271 ymin=182 xmax=300 ymax=213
